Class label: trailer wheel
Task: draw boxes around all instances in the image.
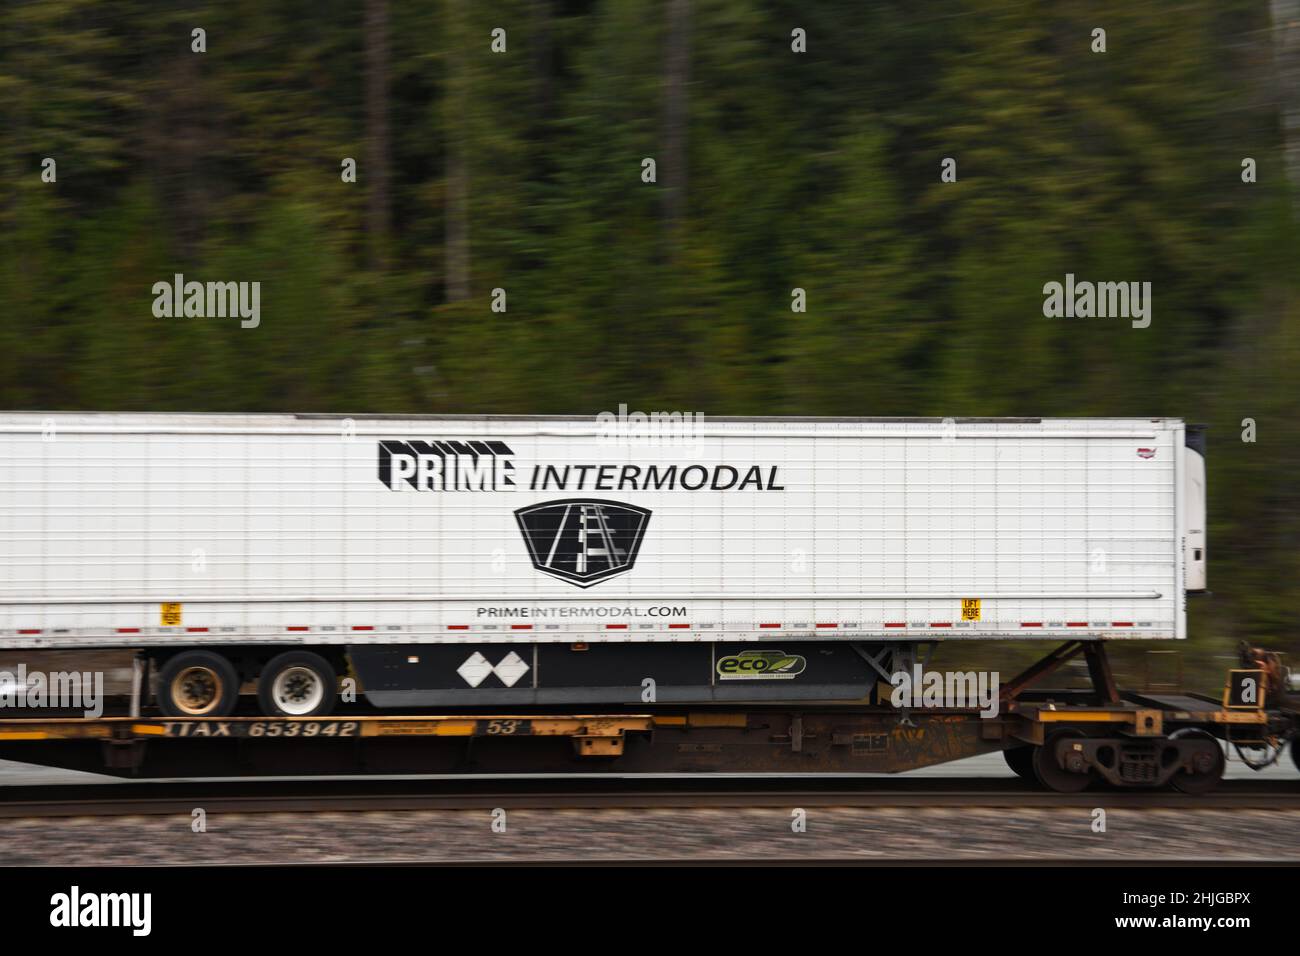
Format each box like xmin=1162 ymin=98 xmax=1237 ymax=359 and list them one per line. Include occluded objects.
xmin=1003 ymin=745 xmax=1035 ymax=779
xmin=1169 ymin=729 xmax=1225 ymax=794
xmin=158 ymin=651 xmax=240 ymax=717
xmin=1033 ymin=730 xmax=1093 ymax=793
xmin=258 ymin=651 xmax=337 ymax=717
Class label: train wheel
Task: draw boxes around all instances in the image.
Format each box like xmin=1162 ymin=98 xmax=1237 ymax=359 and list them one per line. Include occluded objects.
xmin=157 ymin=650 xmax=240 ymax=717
xmin=1169 ymin=729 xmax=1225 ymax=794
xmin=1004 ymin=745 xmax=1035 ymax=779
xmin=1032 ymin=730 xmax=1093 ymax=793
xmin=258 ymin=651 xmax=337 ymax=717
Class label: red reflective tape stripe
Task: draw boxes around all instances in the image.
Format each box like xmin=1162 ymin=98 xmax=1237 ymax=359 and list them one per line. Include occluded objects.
xmin=1067 ymin=622 xmax=1088 ymax=627
xmin=17 ymin=629 xmax=40 ymax=635
xmin=447 ymin=625 xmax=469 ymax=630
xmin=116 ymin=628 xmax=140 ymax=634
xmin=1020 ymin=622 xmax=1043 ymax=628
xmin=884 ymin=622 xmax=906 ymax=628
xmin=758 ymin=623 xmax=781 ymax=629
xmin=287 ymin=626 xmax=309 ymax=632
xmin=605 ymin=624 xmax=628 ymax=629
xmin=351 ymin=626 xmax=374 ymax=631
xmin=667 ymin=624 xmax=690 ymax=629
xmin=929 ymin=622 xmax=952 ymax=628
xmin=186 ymin=627 xmax=209 ymax=633
xmin=816 ymin=623 xmax=838 ymax=628
xmin=1112 ymin=622 xmax=1134 ymax=627
xmin=511 ymin=624 xmax=533 ymax=630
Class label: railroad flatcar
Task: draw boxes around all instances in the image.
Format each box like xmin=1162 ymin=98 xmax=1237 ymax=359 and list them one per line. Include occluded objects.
xmin=0 ymin=412 xmax=1289 ymax=792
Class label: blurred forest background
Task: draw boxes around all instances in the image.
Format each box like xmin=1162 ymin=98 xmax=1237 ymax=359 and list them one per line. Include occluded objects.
xmin=0 ymin=1 xmax=1297 ymax=670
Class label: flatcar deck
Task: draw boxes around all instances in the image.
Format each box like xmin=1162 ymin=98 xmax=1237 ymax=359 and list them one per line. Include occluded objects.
xmin=0 ymin=695 xmax=1277 ymax=783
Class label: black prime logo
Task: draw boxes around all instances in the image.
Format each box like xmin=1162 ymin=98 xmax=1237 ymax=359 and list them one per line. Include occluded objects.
xmin=515 ymin=498 xmax=650 ymax=587
xmin=378 ymin=440 xmax=516 ymax=491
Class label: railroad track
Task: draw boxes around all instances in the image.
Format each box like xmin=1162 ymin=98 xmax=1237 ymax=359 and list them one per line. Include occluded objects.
xmin=0 ymin=777 xmax=1294 ymax=818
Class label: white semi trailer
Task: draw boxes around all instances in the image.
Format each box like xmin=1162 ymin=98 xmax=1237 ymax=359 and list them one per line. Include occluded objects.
xmin=0 ymin=414 xmax=1207 ymax=717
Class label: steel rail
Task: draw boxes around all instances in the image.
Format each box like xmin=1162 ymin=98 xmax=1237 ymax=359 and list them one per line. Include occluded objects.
xmin=0 ymin=778 xmax=1293 ymax=818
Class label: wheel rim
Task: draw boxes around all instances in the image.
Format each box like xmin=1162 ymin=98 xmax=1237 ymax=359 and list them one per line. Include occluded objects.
xmin=271 ymin=665 xmax=325 ymax=715
xmin=1169 ymin=729 xmax=1225 ymax=794
xmin=1033 ymin=730 xmax=1093 ymax=792
xmin=171 ymin=666 xmax=223 ymax=716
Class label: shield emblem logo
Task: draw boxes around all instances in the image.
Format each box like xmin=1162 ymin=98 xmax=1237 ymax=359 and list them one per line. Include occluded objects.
xmin=514 ymin=498 xmax=651 ymax=587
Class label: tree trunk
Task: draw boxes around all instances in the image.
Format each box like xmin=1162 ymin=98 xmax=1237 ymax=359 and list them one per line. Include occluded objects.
xmin=533 ymin=0 xmax=554 ymax=125
xmin=661 ymin=0 xmax=691 ymax=255
xmin=1272 ymin=0 xmax=1300 ymax=215
xmin=444 ymin=0 xmax=471 ymax=302
xmin=366 ymin=0 xmax=391 ymax=271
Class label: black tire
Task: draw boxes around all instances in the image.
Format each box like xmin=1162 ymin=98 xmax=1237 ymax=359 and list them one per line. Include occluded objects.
xmin=157 ymin=650 xmax=240 ymax=717
xmin=1004 ymin=745 xmax=1035 ymax=779
xmin=257 ymin=651 xmax=337 ymax=717
xmin=1032 ymin=730 xmax=1094 ymax=793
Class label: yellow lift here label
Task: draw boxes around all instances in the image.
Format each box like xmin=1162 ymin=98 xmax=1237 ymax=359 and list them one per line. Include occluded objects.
xmin=160 ymin=603 xmax=183 ymax=627
xmin=961 ymin=598 xmax=981 ymax=621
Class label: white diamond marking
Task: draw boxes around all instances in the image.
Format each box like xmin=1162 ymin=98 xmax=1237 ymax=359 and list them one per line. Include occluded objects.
xmin=457 ymin=651 xmax=494 ymax=688
xmin=493 ymin=651 xmax=531 ymax=688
